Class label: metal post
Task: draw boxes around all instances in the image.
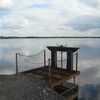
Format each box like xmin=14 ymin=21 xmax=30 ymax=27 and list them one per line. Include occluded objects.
xmin=44 ymin=50 xmax=46 ymax=67
xmin=48 ymin=59 xmax=51 ymax=86
xmin=76 ymin=53 xmax=78 ymax=71
xmin=16 ymin=53 xmax=18 ymax=74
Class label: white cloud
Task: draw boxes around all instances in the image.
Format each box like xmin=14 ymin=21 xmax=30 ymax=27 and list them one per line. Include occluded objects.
xmin=0 ymin=0 xmax=14 ymax=9
xmin=0 ymin=14 xmax=31 ymax=36
xmin=49 ymin=0 xmax=100 ymax=17
xmin=0 ymin=0 xmax=100 ymax=36
xmin=1 ymin=15 xmax=30 ymax=29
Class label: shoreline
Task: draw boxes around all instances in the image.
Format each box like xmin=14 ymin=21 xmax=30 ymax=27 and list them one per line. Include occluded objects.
xmin=0 ymin=36 xmax=100 ymax=39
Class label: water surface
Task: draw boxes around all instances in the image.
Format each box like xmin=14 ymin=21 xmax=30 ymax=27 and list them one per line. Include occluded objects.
xmin=0 ymin=38 xmax=100 ymax=100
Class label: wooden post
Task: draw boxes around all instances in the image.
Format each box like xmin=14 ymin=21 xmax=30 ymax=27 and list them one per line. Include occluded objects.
xmin=48 ymin=59 xmax=51 ymax=86
xmin=16 ymin=53 xmax=18 ymax=74
xmin=76 ymin=53 xmax=78 ymax=71
xmin=61 ymin=51 xmax=63 ymax=69
xmin=51 ymin=50 xmax=57 ymax=68
xmin=66 ymin=52 xmax=67 ymax=69
xmin=73 ymin=77 xmax=76 ymax=85
xmin=44 ymin=50 xmax=46 ymax=67
xmin=67 ymin=52 xmax=73 ymax=70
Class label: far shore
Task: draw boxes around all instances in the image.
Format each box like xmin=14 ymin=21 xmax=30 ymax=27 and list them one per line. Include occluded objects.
xmin=0 ymin=36 xmax=100 ymax=39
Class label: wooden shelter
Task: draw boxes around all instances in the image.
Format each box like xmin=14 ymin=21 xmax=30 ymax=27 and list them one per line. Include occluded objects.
xmin=22 ymin=45 xmax=80 ymax=89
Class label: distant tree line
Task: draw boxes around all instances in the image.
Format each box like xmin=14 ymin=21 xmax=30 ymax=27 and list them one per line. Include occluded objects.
xmin=0 ymin=36 xmax=100 ymax=39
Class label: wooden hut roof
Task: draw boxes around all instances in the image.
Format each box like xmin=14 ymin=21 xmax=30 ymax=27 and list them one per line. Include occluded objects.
xmin=47 ymin=46 xmax=79 ymax=52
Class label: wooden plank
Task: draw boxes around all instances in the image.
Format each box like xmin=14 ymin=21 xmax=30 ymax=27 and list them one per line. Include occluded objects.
xmin=51 ymin=69 xmax=70 ymax=76
xmin=50 ymin=71 xmax=80 ymax=88
xmin=21 ymin=66 xmax=46 ymax=73
xmin=21 ymin=66 xmax=80 ymax=88
xmin=47 ymin=46 xmax=79 ymax=52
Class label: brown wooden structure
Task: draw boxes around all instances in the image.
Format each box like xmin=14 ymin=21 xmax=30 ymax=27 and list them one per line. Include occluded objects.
xmin=47 ymin=45 xmax=79 ymax=70
xmin=21 ymin=45 xmax=80 ymax=89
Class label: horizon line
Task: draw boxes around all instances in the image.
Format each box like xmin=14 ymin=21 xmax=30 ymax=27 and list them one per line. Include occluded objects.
xmin=0 ymin=36 xmax=100 ymax=39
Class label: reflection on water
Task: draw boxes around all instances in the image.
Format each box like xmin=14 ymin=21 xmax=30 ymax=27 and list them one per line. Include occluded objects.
xmin=0 ymin=38 xmax=100 ymax=99
xmin=80 ymin=84 xmax=99 ymax=100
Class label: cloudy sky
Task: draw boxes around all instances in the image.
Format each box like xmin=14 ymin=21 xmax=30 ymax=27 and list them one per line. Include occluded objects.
xmin=0 ymin=0 xmax=100 ymax=36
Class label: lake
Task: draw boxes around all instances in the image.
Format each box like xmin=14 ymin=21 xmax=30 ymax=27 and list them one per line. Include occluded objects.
xmin=0 ymin=38 xmax=100 ymax=100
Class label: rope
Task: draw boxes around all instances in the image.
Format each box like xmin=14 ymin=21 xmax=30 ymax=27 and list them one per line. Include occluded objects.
xmin=22 ymin=57 xmax=46 ymax=65
xmin=17 ymin=50 xmax=46 ymax=65
xmin=18 ymin=50 xmax=44 ymax=57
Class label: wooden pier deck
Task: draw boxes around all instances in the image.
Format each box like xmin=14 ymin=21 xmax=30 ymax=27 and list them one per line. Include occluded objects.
xmin=22 ymin=66 xmax=80 ymax=88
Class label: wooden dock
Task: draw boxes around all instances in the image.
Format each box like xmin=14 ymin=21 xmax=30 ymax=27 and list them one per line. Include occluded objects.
xmin=22 ymin=66 xmax=80 ymax=88
xmin=16 ymin=45 xmax=80 ymax=99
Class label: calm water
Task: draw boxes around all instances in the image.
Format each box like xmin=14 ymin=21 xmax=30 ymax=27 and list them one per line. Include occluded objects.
xmin=0 ymin=38 xmax=100 ymax=100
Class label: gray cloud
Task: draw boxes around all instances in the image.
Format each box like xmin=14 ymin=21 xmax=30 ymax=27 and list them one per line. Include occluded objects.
xmin=0 ymin=26 xmax=22 ymax=29
xmin=80 ymin=0 xmax=100 ymax=8
xmin=66 ymin=16 xmax=100 ymax=31
xmin=0 ymin=8 xmax=10 ymax=11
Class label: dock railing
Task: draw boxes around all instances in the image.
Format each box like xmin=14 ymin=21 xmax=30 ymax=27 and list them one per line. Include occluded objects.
xmin=16 ymin=53 xmax=18 ymax=74
xmin=15 ymin=50 xmax=46 ymax=74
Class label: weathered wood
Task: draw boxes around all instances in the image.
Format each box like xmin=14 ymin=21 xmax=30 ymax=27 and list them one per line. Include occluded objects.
xmin=76 ymin=53 xmax=78 ymax=71
xmin=16 ymin=53 xmax=18 ymax=74
xmin=67 ymin=52 xmax=73 ymax=70
xmin=44 ymin=50 xmax=46 ymax=66
xmin=51 ymin=51 xmax=57 ymax=68
xmin=73 ymin=77 xmax=75 ymax=85
xmin=61 ymin=51 xmax=63 ymax=69
xmin=50 ymin=71 xmax=80 ymax=88
xmin=47 ymin=46 xmax=79 ymax=52
xmin=22 ymin=66 xmax=80 ymax=88
xmin=48 ymin=59 xmax=51 ymax=85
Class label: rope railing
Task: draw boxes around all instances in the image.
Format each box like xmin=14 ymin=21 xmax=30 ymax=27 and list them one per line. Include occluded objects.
xmin=16 ymin=50 xmax=46 ymax=74
xmin=21 ymin=58 xmax=45 ymax=64
xmin=17 ymin=50 xmax=44 ymax=57
xmin=20 ymin=57 xmax=48 ymax=65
